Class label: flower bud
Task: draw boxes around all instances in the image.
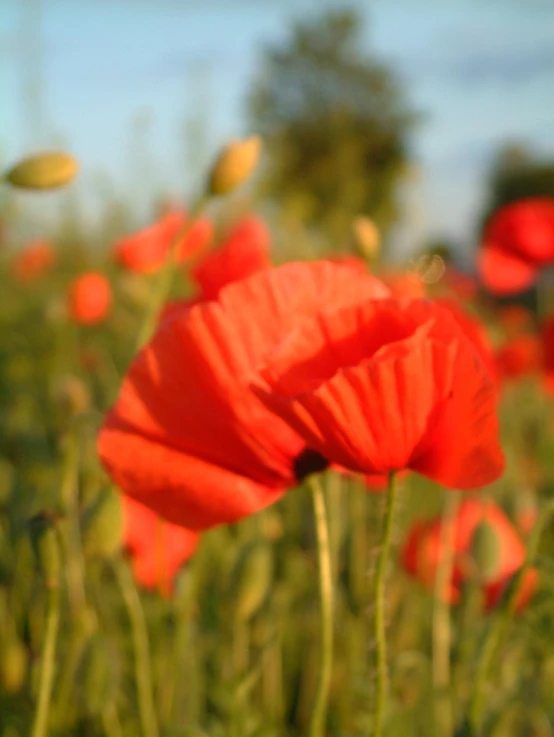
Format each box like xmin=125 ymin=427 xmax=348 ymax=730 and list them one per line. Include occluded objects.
xmin=4 ymin=151 xmax=78 ymax=190
xmin=206 ymin=136 xmax=261 ymax=196
xmin=81 ymin=489 xmax=123 ymax=559
xmin=351 ymin=215 xmax=380 ymax=260
xmin=470 ymin=520 xmax=502 ymax=581
xmin=29 ymin=512 xmax=62 ymax=588
xmin=0 ymin=637 xmax=27 ymax=693
xmin=230 ymin=540 xmax=273 ymax=622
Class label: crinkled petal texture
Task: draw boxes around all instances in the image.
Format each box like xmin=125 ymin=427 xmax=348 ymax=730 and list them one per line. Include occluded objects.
xmin=98 ymin=261 xmax=390 ymax=530
xmin=123 ymin=495 xmax=198 ymax=595
xmin=253 ymin=299 xmax=504 ymax=490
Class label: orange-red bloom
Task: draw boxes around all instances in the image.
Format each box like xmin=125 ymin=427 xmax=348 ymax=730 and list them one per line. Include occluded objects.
xmin=68 ymin=273 xmax=112 ymax=325
xmin=123 ymin=495 xmax=198 ymax=595
xmin=253 ymin=298 xmax=504 ymax=489
xmin=191 ymin=215 xmax=271 ymax=300
xmin=114 ymin=211 xmax=212 ymax=274
xmin=495 ymin=333 xmax=543 ymax=382
xmin=12 ymin=240 xmax=55 ymax=283
xmin=478 ymin=198 xmax=554 ymax=295
xmin=98 ymin=261 xmax=389 ymax=530
xmin=402 ymin=499 xmax=537 ymax=611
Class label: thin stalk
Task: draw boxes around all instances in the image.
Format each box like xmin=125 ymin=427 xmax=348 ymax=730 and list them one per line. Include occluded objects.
xmin=31 ymin=583 xmax=61 ymax=737
xmin=307 ymin=474 xmax=334 ymax=737
xmin=468 ymin=499 xmax=554 ymax=735
xmin=433 ymin=493 xmax=460 ymax=737
xmin=372 ymin=472 xmax=399 ymax=737
xmin=114 ymin=560 xmax=160 ymax=737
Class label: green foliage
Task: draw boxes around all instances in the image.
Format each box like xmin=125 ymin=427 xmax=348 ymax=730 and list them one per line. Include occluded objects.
xmin=248 ymin=8 xmax=417 ymax=245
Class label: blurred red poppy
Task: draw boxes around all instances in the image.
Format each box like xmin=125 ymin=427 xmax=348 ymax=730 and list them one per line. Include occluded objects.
xmin=253 ymin=298 xmax=504 ymax=490
xmin=191 ymin=215 xmax=271 ymax=300
xmin=401 ymin=498 xmax=537 ymax=611
xmin=123 ymin=495 xmax=198 ymax=596
xmin=495 ymin=333 xmax=543 ymax=382
xmin=12 ymin=240 xmax=55 ymax=283
xmin=68 ymin=273 xmax=112 ymax=325
xmin=114 ymin=210 xmax=212 ymax=274
xmin=542 ymin=314 xmax=554 ymax=394
xmin=478 ymin=198 xmax=554 ymax=295
xmin=380 ymin=270 xmax=427 ymax=298
xmin=98 ymin=261 xmax=390 ymax=530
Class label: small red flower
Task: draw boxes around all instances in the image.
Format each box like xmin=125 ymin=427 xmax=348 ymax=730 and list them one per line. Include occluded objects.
xmin=401 ymin=498 xmax=537 ymax=611
xmin=478 ymin=198 xmax=554 ymax=295
xmin=114 ymin=211 xmax=212 ymax=274
xmin=12 ymin=240 xmax=55 ymax=283
xmin=495 ymin=333 xmax=543 ymax=382
xmin=191 ymin=215 xmax=271 ymax=300
xmin=253 ymin=298 xmax=504 ymax=490
xmin=68 ymin=273 xmax=112 ymax=325
xmin=98 ymin=261 xmax=389 ymax=530
xmin=123 ymin=495 xmax=198 ymax=595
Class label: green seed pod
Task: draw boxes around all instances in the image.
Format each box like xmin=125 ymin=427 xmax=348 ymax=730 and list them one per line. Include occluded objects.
xmin=470 ymin=520 xmax=502 ymax=581
xmin=29 ymin=512 xmax=61 ymax=588
xmin=231 ymin=540 xmax=273 ymax=622
xmin=81 ymin=488 xmax=123 ymax=559
xmin=206 ymin=136 xmax=261 ymax=196
xmin=0 ymin=637 xmax=28 ymax=694
xmin=4 ymin=151 xmax=78 ymax=190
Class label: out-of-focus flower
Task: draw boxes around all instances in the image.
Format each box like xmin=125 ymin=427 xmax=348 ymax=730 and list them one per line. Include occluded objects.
xmin=123 ymin=495 xmax=198 ymax=595
xmin=68 ymin=273 xmax=112 ymax=325
xmin=401 ymin=498 xmax=537 ymax=611
xmin=191 ymin=215 xmax=271 ymax=300
xmin=12 ymin=240 xmax=55 ymax=283
xmin=114 ymin=211 xmax=212 ymax=274
xmin=253 ymin=298 xmax=504 ymax=490
xmin=478 ymin=198 xmax=554 ymax=295
xmin=380 ymin=270 xmax=427 ymax=298
xmin=495 ymin=333 xmax=543 ymax=382
xmin=98 ymin=261 xmax=389 ymax=531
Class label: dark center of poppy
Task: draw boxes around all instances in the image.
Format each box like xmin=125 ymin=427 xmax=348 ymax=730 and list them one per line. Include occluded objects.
xmin=293 ymin=447 xmax=329 ymax=482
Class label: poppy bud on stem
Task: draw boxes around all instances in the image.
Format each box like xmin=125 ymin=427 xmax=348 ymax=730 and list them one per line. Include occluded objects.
xmin=372 ymin=472 xmax=399 ymax=737
xmin=4 ymin=151 xmax=78 ymax=190
xmin=206 ymin=136 xmax=261 ymax=197
xmin=467 ymin=499 xmax=554 ymax=736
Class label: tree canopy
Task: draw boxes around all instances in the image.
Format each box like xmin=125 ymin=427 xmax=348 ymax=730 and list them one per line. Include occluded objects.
xmin=248 ymin=8 xmax=417 ymax=246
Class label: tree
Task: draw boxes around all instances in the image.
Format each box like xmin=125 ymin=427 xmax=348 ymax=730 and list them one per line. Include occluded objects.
xmin=479 ymin=142 xmax=554 ymax=233
xmin=248 ymin=8 xmax=417 ymax=247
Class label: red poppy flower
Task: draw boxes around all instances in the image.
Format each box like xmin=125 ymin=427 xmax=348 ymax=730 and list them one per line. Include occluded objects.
xmin=478 ymin=198 xmax=554 ymax=295
xmin=114 ymin=211 xmax=212 ymax=274
xmin=495 ymin=333 xmax=543 ymax=382
xmin=191 ymin=215 xmax=271 ymax=300
xmin=123 ymin=495 xmax=198 ymax=596
xmin=253 ymin=298 xmax=504 ymax=490
xmin=380 ymin=270 xmax=427 ymax=299
xmin=98 ymin=261 xmax=390 ymax=530
xmin=435 ymin=298 xmax=497 ymax=383
xmin=68 ymin=273 xmax=112 ymax=325
xmin=542 ymin=314 xmax=554 ymax=394
xmin=401 ymin=499 xmax=537 ymax=611
xmin=12 ymin=240 xmax=55 ymax=283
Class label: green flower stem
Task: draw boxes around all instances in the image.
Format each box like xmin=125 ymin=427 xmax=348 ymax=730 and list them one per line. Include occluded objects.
xmin=372 ymin=472 xmax=399 ymax=737
xmin=433 ymin=493 xmax=460 ymax=737
xmin=307 ymin=474 xmax=334 ymax=737
xmin=32 ymin=581 xmax=61 ymax=737
xmin=468 ymin=499 xmax=554 ymax=735
xmin=135 ymin=196 xmax=208 ymax=351
xmin=114 ymin=560 xmax=160 ymax=737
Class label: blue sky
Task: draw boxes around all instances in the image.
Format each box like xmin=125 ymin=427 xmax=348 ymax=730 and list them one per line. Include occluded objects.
xmin=2 ymin=0 xmax=554 ymax=255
